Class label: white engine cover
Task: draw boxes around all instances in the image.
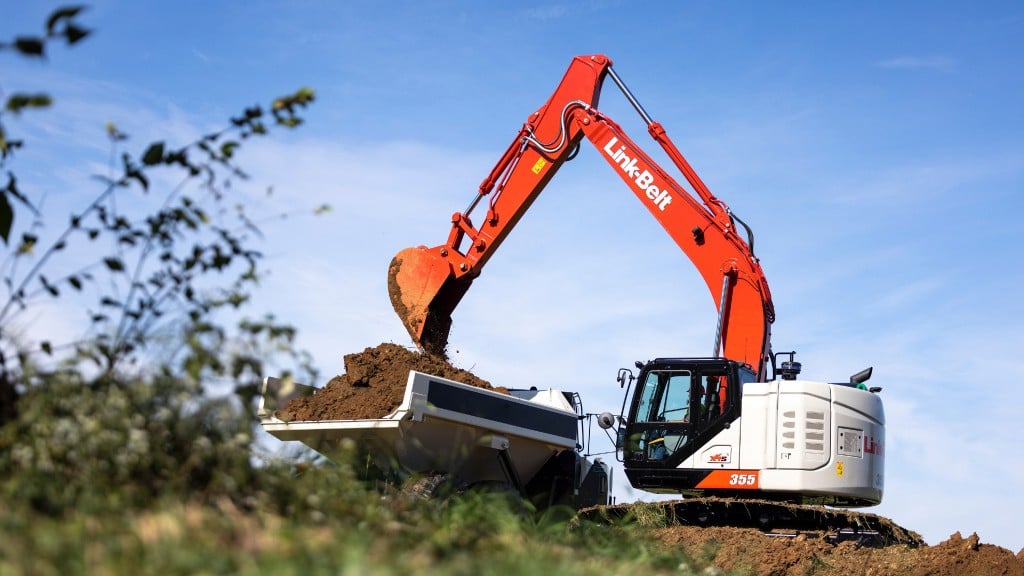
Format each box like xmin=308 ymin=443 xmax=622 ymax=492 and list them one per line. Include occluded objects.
xmin=680 ymin=379 xmax=885 ymax=505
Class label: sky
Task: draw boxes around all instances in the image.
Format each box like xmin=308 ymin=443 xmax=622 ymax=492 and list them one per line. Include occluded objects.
xmin=4 ymin=0 xmax=1023 ymax=551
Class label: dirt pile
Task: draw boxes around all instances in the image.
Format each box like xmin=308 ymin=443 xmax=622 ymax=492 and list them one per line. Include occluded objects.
xmin=655 ymin=526 xmax=1024 ymax=576
xmin=274 ymin=343 xmax=504 ymax=421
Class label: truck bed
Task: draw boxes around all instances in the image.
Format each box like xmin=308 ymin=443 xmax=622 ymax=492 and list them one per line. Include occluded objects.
xmin=259 ymin=371 xmax=580 ymax=488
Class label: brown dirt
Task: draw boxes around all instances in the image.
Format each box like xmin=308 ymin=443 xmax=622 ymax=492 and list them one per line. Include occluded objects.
xmin=274 ymin=342 xmax=506 ymax=421
xmin=654 ymin=526 xmax=1024 ymax=576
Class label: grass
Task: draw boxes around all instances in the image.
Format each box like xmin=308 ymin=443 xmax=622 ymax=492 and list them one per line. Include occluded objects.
xmin=0 ymin=377 xmax=713 ymax=575
xmin=0 ymin=485 xmax=701 ymax=575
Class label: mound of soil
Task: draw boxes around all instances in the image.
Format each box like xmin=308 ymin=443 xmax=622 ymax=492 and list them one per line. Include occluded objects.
xmin=274 ymin=343 xmax=504 ymax=421
xmin=655 ymin=526 xmax=1024 ymax=576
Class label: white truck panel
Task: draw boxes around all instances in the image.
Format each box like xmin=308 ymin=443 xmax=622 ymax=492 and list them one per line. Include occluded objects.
xmin=260 ymin=371 xmax=580 ymax=487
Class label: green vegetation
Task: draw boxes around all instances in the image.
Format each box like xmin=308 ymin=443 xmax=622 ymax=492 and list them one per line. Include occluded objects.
xmin=0 ymin=320 xmax=695 ymax=574
xmin=0 ymin=455 xmax=696 ymax=569
xmin=0 ymin=7 xmax=318 ymax=420
xmin=0 ymin=373 xmax=698 ymax=575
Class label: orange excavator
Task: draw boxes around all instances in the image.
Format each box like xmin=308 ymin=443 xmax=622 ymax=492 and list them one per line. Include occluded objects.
xmin=389 ymin=54 xmax=771 ymax=376
xmin=388 ymin=55 xmax=888 ymax=516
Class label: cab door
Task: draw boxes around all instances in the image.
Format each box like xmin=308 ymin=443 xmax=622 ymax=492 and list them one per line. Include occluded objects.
xmin=625 ymin=368 xmax=694 ymax=466
xmin=624 ymin=361 xmax=744 ymax=468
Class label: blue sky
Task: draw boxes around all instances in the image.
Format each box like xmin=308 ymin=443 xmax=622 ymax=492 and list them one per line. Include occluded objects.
xmin=5 ymin=1 xmax=1023 ymax=551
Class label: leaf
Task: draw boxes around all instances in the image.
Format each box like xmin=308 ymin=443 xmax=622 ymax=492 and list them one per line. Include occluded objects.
xmin=142 ymin=141 xmax=165 ymax=166
xmin=41 ymin=341 xmax=53 ymax=355
xmin=13 ymin=37 xmax=44 ymax=57
xmin=0 ymin=192 xmax=12 ymax=244
xmin=46 ymin=6 xmax=86 ymax=34
xmin=17 ymin=233 xmax=37 ymax=255
xmin=220 ymin=141 xmax=238 ymax=159
xmin=5 ymin=93 xmax=53 ymax=114
xmin=68 ymin=276 xmax=82 ymax=291
xmin=105 ymin=121 xmax=127 ymax=141
xmin=103 ymin=257 xmax=125 ymax=272
xmin=39 ymin=275 xmax=59 ymax=296
xmin=128 ymin=168 xmax=149 ymax=191
xmin=64 ymin=23 xmax=91 ymax=45
xmin=2 ymin=172 xmax=30 ymax=207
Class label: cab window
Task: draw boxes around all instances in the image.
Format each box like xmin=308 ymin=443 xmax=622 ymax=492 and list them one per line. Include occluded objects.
xmin=635 ymin=370 xmax=692 ymax=423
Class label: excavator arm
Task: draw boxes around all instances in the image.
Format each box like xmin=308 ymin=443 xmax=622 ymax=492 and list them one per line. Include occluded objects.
xmin=388 ymin=54 xmax=775 ymax=379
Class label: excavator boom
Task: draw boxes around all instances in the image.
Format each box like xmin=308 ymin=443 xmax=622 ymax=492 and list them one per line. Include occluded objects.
xmin=389 ymin=54 xmax=774 ymax=379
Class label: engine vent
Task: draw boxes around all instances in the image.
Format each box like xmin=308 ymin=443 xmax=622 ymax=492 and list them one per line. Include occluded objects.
xmin=778 ymin=407 xmax=829 ymax=469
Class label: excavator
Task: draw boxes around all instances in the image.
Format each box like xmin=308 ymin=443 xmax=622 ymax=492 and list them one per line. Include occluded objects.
xmin=387 ymin=55 xmax=892 ymax=530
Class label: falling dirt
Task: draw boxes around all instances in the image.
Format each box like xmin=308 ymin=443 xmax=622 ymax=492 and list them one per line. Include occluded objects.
xmin=653 ymin=526 xmax=1023 ymax=576
xmin=274 ymin=342 xmax=506 ymax=422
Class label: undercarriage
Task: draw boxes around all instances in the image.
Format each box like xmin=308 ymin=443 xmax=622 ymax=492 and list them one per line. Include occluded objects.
xmin=577 ymin=497 xmax=923 ymax=547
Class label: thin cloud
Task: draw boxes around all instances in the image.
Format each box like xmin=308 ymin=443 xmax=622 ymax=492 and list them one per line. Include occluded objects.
xmin=518 ymin=5 xmax=569 ymax=21
xmin=876 ymin=56 xmax=956 ymax=72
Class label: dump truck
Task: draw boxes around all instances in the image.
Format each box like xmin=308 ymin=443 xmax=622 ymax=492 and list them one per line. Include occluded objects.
xmin=259 ymin=370 xmax=611 ymax=509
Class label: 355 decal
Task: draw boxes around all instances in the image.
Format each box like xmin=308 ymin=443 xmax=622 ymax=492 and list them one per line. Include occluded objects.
xmin=695 ymin=470 xmax=761 ymax=489
xmin=729 ymin=473 xmax=757 ymax=486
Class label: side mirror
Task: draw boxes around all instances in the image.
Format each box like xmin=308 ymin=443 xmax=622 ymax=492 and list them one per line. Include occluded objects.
xmin=597 ymin=412 xmax=616 ymax=430
xmin=616 ymin=368 xmax=634 ymax=389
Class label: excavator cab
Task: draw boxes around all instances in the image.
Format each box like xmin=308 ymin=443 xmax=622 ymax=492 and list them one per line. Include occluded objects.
xmin=621 ymin=358 xmax=752 ymax=469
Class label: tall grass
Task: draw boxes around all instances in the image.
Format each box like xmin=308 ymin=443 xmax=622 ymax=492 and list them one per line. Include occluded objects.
xmin=0 ymin=375 xmax=703 ymax=575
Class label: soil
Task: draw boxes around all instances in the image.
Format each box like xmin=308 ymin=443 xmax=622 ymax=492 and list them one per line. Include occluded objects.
xmin=654 ymin=525 xmax=1024 ymax=575
xmin=273 ymin=342 xmax=506 ymax=421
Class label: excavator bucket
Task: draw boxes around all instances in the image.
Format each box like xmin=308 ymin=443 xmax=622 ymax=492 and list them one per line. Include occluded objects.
xmin=387 ymin=246 xmax=472 ymax=356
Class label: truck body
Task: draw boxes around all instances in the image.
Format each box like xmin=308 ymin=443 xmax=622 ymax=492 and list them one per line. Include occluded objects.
xmin=259 ymin=371 xmax=610 ymax=508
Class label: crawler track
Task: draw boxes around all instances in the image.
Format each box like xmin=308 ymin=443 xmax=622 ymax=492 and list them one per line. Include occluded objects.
xmin=577 ymin=497 xmax=923 ymax=547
